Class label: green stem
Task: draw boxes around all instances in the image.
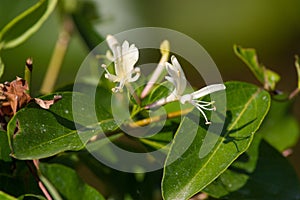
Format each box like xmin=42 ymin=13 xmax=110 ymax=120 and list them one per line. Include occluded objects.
xmin=126 ymin=83 xmax=141 ymax=105
xmin=33 ymin=159 xmax=63 ymax=200
xmin=39 ymin=175 xmax=63 ymax=200
xmin=130 ymin=104 xmax=142 ymax=118
xmin=40 ymin=16 xmax=73 ymax=94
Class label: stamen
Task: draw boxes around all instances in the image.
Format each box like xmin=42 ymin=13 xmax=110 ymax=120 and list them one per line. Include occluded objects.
xmin=191 ymin=101 xmax=211 ymax=124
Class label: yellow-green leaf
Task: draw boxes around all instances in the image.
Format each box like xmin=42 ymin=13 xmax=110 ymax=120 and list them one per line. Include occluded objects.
xmin=234 ymin=45 xmax=280 ymax=90
xmin=0 ymin=0 xmax=57 ymax=50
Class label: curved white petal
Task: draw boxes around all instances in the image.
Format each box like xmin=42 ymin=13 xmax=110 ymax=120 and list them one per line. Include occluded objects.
xmin=165 ymin=76 xmax=176 ymax=86
xmin=106 ymin=35 xmax=119 ymax=56
xmin=170 ymin=56 xmax=186 ymax=95
xmin=122 ymin=43 xmax=139 ymax=74
xmin=165 ymin=56 xmax=187 ymax=96
xmin=122 ymin=40 xmax=130 ymax=52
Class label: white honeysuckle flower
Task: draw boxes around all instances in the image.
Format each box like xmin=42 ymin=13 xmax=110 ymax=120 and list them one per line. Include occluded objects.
xmin=180 ymin=84 xmax=226 ymax=124
xmin=145 ymin=55 xmax=186 ymax=108
xmin=101 ymin=35 xmax=140 ymax=92
xmin=147 ymin=55 xmax=226 ymax=124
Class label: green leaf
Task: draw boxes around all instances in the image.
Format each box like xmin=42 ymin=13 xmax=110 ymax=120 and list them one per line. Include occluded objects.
xmin=77 ymin=151 xmax=163 ymax=200
xmin=0 ymin=130 xmax=11 ymax=161
xmin=39 ymin=163 xmax=105 ymax=200
xmin=7 ymin=92 xmax=117 ymax=160
xmin=234 ymin=45 xmax=280 ymax=90
xmin=225 ymin=140 xmax=300 ymax=199
xmin=0 ymin=0 xmax=57 ymax=50
xmin=0 ymin=191 xmax=45 ymax=200
xmin=260 ymin=100 xmax=299 ymax=152
xmin=0 ymin=191 xmax=16 ymax=200
xmin=162 ymin=81 xmax=270 ymax=200
xmin=203 ymin=134 xmax=262 ymax=198
xmin=17 ymin=194 xmax=46 ymax=200
xmin=203 ymin=136 xmax=300 ymax=199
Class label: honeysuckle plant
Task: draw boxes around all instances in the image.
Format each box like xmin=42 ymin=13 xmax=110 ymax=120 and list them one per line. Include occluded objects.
xmin=0 ymin=1 xmax=299 ymax=200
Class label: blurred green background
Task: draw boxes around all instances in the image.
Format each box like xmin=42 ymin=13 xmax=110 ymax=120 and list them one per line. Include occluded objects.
xmin=1 ymin=0 xmax=299 ymax=174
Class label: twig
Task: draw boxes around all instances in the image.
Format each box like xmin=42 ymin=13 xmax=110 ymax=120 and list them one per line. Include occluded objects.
xmin=127 ymin=107 xmax=193 ymax=128
xmin=33 ymin=159 xmax=63 ymax=200
xmin=40 ymin=16 xmax=74 ymax=94
xmin=26 ymin=160 xmax=52 ymax=200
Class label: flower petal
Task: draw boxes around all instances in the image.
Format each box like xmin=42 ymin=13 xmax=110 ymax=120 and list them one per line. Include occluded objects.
xmin=122 ymin=42 xmax=139 ymax=74
xmin=106 ymin=35 xmax=119 ymax=55
xmin=165 ymin=56 xmax=187 ymax=96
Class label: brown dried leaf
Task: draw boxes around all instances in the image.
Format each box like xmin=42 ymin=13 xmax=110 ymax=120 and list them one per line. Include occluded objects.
xmin=0 ymin=77 xmax=31 ymax=116
xmin=34 ymin=95 xmax=62 ymax=109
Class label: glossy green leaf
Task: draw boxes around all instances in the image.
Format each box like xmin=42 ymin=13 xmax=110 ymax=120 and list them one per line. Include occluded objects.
xmin=203 ymin=134 xmax=262 ymax=198
xmin=7 ymin=92 xmax=117 ymax=160
xmin=204 ymin=136 xmax=300 ymax=199
xmin=0 ymin=130 xmax=11 ymax=161
xmin=0 ymin=191 xmax=16 ymax=200
xmin=77 ymin=150 xmax=163 ymax=200
xmin=39 ymin=163 xmax=105 ymax=200
xmin=0 ymin=0 xmax=57 ymax=50
xmin=234 ymin=45 xmax=280 ymax=90
xmin=225 ymin=140 xmax=300 ymax=199
xmin=260 ymin=101 xmax=299 ymax=152
xmin=162 ymin=81 xmax=270 ymax=200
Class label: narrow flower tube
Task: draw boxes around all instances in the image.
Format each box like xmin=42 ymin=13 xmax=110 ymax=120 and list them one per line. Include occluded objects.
xmin=141 ymin=40 xmax=170 ymax=98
